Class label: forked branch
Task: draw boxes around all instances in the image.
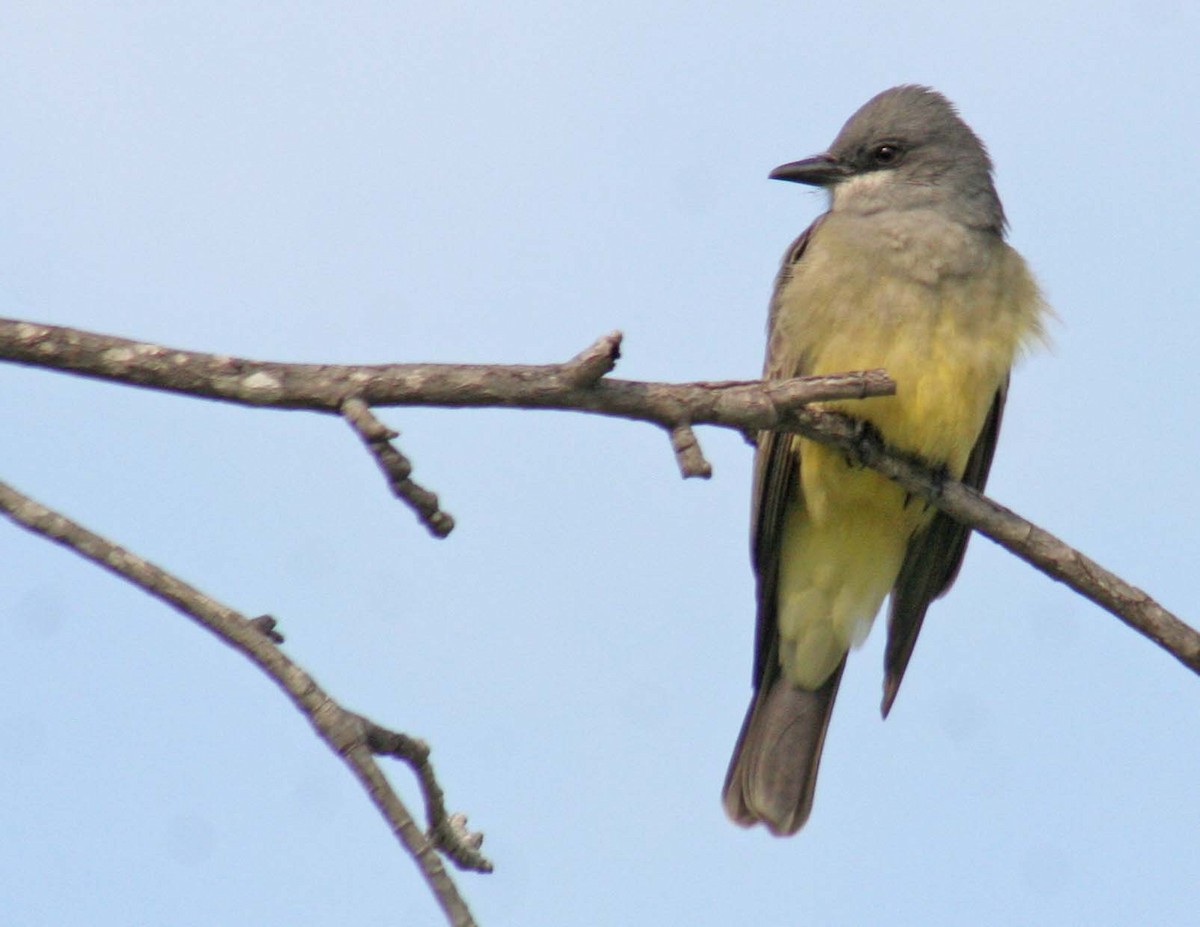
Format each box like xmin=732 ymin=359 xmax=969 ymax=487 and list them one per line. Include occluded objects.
xmin=0 ymin=480 xmax=487 ymax=927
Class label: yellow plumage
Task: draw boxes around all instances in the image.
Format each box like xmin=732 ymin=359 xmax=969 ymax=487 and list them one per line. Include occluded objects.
xmin=771 ymin=213 xmax=1045 ymax=688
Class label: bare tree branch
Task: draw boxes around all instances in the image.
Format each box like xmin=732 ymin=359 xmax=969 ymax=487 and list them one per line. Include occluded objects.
xmin=363 ymin=719 xmax=489 ymax=872
xmin=342 ymin=397 xmax=455 ymax=537
xmin=2 ymin=316 xmax=1196 ymax=678
xmin=0 ymin=317 xmax=894 ymax=428
xmin=0 ymin=479 xmax=486 ymax=927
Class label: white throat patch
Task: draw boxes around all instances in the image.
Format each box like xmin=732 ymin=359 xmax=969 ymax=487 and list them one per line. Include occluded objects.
xmin=829 ymin=170 xmax=907 ymax=214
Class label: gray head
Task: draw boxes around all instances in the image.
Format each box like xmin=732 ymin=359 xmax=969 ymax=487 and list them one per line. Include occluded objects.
xmin=771 ymin=85 xmax=1005 ymax=233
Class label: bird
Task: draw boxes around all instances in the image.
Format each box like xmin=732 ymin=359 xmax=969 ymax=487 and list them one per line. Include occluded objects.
xmin=722 ymin=85 xmax=1047 ymax=835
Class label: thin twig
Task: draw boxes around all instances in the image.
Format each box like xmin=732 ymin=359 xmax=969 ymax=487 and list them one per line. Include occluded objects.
xmin=560 ymin=330 xmax=622 ymax=387
xmin=342 ymin=397 xmax=454 ymax=537
xmin=668 ymin=423 xmax=712 ymax=479
xmin=249 ymin=614 xmax=285 ymax=643
xmin=0 ymin=479 xmax=483 ymax=927
xmin=363 ymin=719 xmax=491 ymax=872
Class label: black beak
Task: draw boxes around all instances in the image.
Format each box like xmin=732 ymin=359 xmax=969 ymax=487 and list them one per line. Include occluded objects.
xmin=769 ymin=154 xmax=851 ymax=187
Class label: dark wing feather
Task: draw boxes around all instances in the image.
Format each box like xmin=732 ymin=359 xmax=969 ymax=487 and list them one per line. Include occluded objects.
xmin=881 ymin=379 xmax=1009 ymax=716
xmin=724 ymin=219 xmax=843 ymax=835
xmin=748 ymin=219 xmax=822 ymax=686
xmin=749 ymin=429 xmax=798 ymax=685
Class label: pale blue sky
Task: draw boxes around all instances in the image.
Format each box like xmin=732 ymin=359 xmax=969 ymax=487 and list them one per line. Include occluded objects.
xmin=3 ymin=3 xmax=1199 ymax=925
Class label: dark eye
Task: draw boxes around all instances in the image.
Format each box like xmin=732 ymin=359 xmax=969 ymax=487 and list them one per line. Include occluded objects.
xmin=871 ymin=144 xmax=900 ymax=165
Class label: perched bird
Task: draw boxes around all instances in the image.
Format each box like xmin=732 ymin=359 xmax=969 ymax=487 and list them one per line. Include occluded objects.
xmin=723 ymin=85 xmax=1047 ymax=835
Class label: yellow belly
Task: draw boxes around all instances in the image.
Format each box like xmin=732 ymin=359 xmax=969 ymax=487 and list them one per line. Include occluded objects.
xmin=770 ymin=222 xmax=1044 ymax=689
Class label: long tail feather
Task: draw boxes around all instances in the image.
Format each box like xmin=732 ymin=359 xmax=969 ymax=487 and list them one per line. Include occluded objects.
xmin=722 ymin=659 xmax=846 ymax=836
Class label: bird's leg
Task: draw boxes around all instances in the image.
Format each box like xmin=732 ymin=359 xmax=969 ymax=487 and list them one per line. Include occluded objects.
xmin=845 ymin=416 xmax=885 ymax=469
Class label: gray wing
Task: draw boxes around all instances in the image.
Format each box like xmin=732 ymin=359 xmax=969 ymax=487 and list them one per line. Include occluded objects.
xmin=749 ymin=218 xmax=823 ymax=686
xmin=880 ymin=380 xmax=1009 ymax=716
xmin=723 ymin=217 xmax=844 ymax=835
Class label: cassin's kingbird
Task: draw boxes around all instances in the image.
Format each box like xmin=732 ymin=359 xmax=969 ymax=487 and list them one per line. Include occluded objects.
xmin=723 ymin=86 xmax=1047 ymax=835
